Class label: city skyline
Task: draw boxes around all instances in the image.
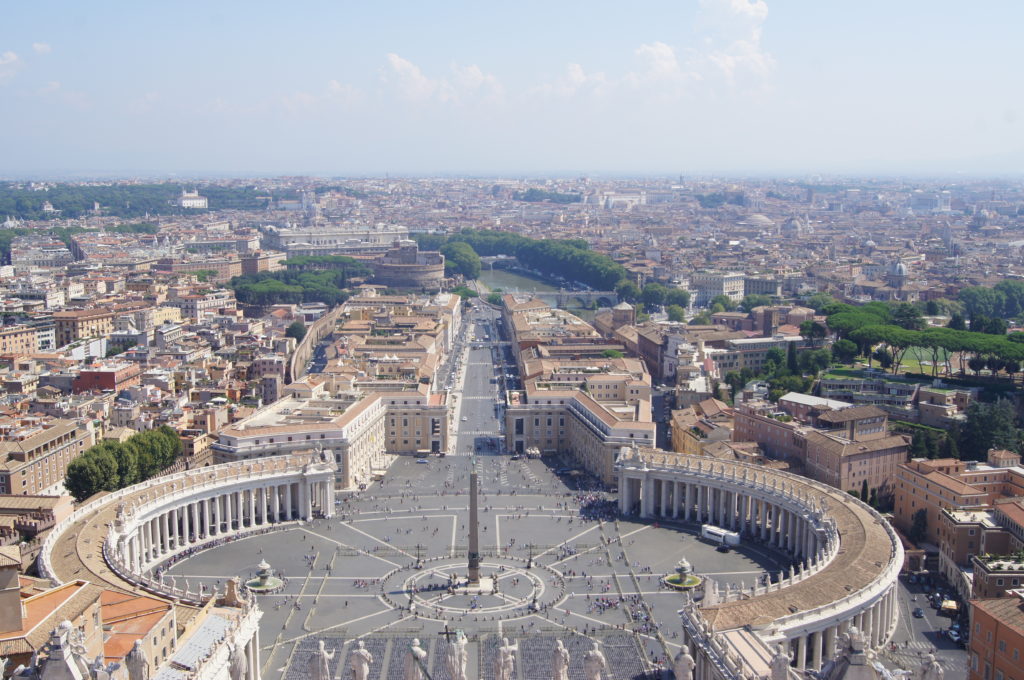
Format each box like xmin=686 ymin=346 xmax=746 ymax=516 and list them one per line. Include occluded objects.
xmin=2 ymin=0 xmax=1023 ymax=177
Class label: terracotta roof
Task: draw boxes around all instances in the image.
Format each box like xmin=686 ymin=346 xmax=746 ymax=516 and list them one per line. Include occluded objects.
xmin=971 ymin=596 xmax=1024 ymax=638
xmin=816 ymin=405 xmax=887 ymax=424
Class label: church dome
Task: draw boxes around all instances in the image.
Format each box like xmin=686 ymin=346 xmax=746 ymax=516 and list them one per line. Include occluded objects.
xmin=747 ymin=214 xmax=775 ymax=227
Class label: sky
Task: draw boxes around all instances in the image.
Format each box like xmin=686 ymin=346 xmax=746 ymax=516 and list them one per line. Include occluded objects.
xmin=1 ymin=0 xmax=1023 ymax=178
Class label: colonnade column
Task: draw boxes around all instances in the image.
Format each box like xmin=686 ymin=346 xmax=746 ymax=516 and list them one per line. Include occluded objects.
xmin=672 ymin=481 xmax=680 ymax=519
xmin=660 ymin=480 xmax=668 ymax=519
xmin=811 ymin=629 xmax=823 ymax=670
xmin=684 ymin=483 xmax=693 ymax=522
xmin=190 ymin=502 xmax=199 ymax=543
xmin=796 ymin=635 xmax=806 ymax=671
xmin=285 ymin=484 xmax=293 ymax=521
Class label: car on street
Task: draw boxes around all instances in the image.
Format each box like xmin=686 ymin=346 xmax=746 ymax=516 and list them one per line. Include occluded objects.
xmin=913 ymin=608 xmax=924 ymax=618
xmin=946 ymin=630 xmax=961 ymax=643
xmin=461 ymin=416 xmax=468 ymax=421
xmin=416 ymin=458 xmax=428 ymax=464
xmin=715 ymin=544 xmax=730 ymax=553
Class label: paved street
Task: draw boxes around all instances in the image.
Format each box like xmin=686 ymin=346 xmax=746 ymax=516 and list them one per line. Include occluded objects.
xmin=878 ymin=577 xmax=967 ymax=676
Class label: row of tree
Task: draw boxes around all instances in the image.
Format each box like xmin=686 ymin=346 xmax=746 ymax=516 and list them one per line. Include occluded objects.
xmin=959 ymin=280 xmax=1024 ymax=320
xmin=0 ymin=182 xmax=287 ymax=219
xmin=723 ymin=343 xmax=833 ymax=403
xmin=613 ymin=281 xmax=691 ymax=309
xmin=230 ymin=257 xmax=372 ymax=306
xmin=414 ymin=230 xmax=628 ymax=291
xmin=65 ymin=426 xmax=183 ymax=502
xmin=440 ymin=241 xmax=481 ymax=279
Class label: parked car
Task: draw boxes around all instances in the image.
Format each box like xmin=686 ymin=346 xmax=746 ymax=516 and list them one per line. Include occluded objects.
xmin=946 ymin=630 xmax=961 ymax=643
xmin=912 ymin=608 xmax=925 ymax=618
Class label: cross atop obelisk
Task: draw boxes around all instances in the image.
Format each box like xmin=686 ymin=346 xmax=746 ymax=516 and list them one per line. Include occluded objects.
xmin=467 ymin=455 xmax=481 ymax=583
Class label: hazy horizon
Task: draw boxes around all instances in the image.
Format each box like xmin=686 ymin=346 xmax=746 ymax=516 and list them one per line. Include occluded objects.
xmin=3 ymin=0 xmax=1023 ymax=177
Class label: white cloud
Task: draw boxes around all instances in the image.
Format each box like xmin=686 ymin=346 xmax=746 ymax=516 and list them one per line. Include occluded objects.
xmin=537 ymin=0 xmax=773 ymax=100
xmin=382 ymin=53 xmax=502 ymax=104
xmin=697 ymin=0 xmax=774 ymax=83
xmin=534 ymin=62 xmax=610 ymax=98
xmin=32 ymin=42 xmax=51 ymax=55
xmin=0 ymin=51 xmax=21 ymax=82
xmin=383 ymin=53 xmax=440 ymax=102
xmin=36 ymin=80 xmax=60 ymax=95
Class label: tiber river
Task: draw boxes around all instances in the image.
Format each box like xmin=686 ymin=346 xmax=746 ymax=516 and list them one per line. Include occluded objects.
xmin=477 ymin=268 xmax=595 ymax=320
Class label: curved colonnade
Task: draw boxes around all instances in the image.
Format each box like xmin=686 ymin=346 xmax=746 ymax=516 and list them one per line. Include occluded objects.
xmin=617 ymin=448 xmax=903 ymax=676
xmin=38 ymin=454 xmax=336 ymax=603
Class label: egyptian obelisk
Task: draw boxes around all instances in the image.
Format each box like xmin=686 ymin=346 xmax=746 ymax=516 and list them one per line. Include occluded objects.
xmin=468 ymin=456 xmax=480 ymax=583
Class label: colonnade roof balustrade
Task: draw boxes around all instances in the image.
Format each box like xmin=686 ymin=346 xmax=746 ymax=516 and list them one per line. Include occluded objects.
xmin=39 ymin=453 xmax=332 ymax=623
xmin=616 ymin=448 xmax=902 ymax=633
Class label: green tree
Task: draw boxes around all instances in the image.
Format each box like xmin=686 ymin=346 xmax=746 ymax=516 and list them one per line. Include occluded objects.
xmin=959 ymin=399 xmax=1022 ymax=461
xmin=441 ymin=241 xmax=481 ymax=279
xmin=787 ymin=342 xmax=798 ymax=374
xmin=486 ymin=293 xmax=503 ymax=305
xmin=908 ymin=508 xmax=928 ymax=543
xmin=911 ymin=431 xmax=929 ymax=458
xmin=664 ymin=288 xmax=691 ymax=308
xmin=615 ymin=280 xmax=641 ymax=303
xmin=666 ymin=305 xmax=686 ymax=322
xmin=805 ymin=292 xmax=837 ymax=312
xmin=860 ymin=479 xmax=869 ymax=502
xmin=709 ymin=294 xmax=736 ymax=312
xmin=832 ymin=338 xmax=858 ymax=363
xmin=890 ymin=303 xmax=926 ymax=330
xmin=451 ymin=285 xmax=479 ymax=299
xmin=740 ymin=294 xmax=772 ymax=312
xmin=947 ymin=313 xmax=967 ymax=331
xmin=799 ymin=320 xmax=827 ymax=348
xmin=640 ymin=283 xmax=667 ymax=309
xmin=65 ymin=457 xmax=106 ymax=503
xmin=689 ymin=311 xmax=712 ymax=325
xmin=602 ymin=349 xmax=624 ymax=358
xmin=285 ymin=321 xmax=307 ymax=341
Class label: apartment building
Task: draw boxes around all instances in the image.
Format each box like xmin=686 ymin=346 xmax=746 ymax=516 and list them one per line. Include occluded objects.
xmin=505 ymin=384 xmax=655 ymax=484
xmin=733 ymin=396 xmax=909 ymax=500
xmin=969 ymin=591 xmax=1024 ymax=680
xmin=670 ymin=398 xmax=734 ymax=456
xmin=894 ymin=452 xmax=1024 ymax=548
xmin=53 ymin=308 xmax=115 ymax=347
xmin=0 ymin=324 xmax=39 ymax=355
xmin=167 ymin=290 xmax=237 ymax=321
xmin=0 ymin=418 xmax=96 ymax=495
xmin=71 ymin=361 xmax=143 ymax=393
xmin=690 ymin=271 xmax=744 ymax=306
xmin=212 ymin=389 xmax=448 ymax=488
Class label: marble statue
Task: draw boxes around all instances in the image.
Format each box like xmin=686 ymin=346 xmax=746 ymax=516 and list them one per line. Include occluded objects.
xmin=583 ymin=641 xmax=607 ymax=680
xmin=307 ymin=640 xmax=335 ymax=680
xmin=917 ymin=652 xmax=944 ymax=680
xmin=673 ymin=648 xmax=695 ymax=680
xmin=495 ymin=637 xmax=518 ymax=680
xmin=769 ymin=644 xmax=791 ymax=680
xmin=551 ymin=639 xmax=570 ymax=680
xmin=445 ymin=631 xmax=468 ymax=680
xmin=403 ymin=638 xmax=427 ymax=680
xmin=228 ymin=642 xmax=248 ymax=680
xmin=125 ymin=639 xmax=150 ymax=680
xmin=349 ymin=640 xmax=373 ymax=680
